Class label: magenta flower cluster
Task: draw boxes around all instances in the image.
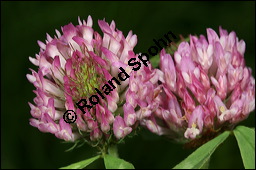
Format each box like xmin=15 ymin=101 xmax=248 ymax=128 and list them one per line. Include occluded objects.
xmin=27 ymin=16 xmax=255 ymax=146
xmin=27 ymin=16 xmax=138 ymax=142
xmin=125 ymin=27 xmax=255 ymax=141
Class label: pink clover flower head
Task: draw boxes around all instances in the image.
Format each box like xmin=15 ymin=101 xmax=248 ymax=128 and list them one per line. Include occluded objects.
xmin=126 ymin=27 xmax=255 ymax=143
xmin=27 ymin=16 xmax=137 ymax=144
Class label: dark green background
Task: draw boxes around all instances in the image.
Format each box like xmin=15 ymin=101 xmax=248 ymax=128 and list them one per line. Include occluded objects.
xmin=1 ymin=1 xmax=255 ymax=169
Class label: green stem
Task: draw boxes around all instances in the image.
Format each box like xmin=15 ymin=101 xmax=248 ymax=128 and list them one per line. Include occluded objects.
xmin=107 ymin=145 xmax=119 ymax=158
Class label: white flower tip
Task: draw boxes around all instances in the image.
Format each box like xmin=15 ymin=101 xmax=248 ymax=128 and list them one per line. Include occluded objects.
xmin=78 ymin=16 xmax=82 ymax=25
xmin=46 ymin=33 xmax=53 ymax=42
xmin=26 ymin=74 xmax=36 ymax=83
xmin=55 ymin=29 xmax=61 ymax=38
xmin=184 ymin=127 xmax=200 ymax=139
xmin=146 ymin=120 xmax=158 ymax=134
xmin=29 ymin=56 xmax=39 ymax=66
xmin=37 ymin=40 xmax=46 ymax=50
xmin=174 ymin=52 xmax=181 ymax=64
xmin=182 ymin=71 xmax=191 ymax=84
xmin=87 ymin=15 xmax=93 ymax=27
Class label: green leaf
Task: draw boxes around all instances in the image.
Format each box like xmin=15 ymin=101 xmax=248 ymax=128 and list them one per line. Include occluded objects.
xmin=104 ymin=154 xmax=135 ymax=169
xmin=234 ymin=126 xmax=255 ymax=169
xmin=60 ymin=155 xmax=100 ymax=169
xmin=173 ymin=131 xmax=230 ymax=169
